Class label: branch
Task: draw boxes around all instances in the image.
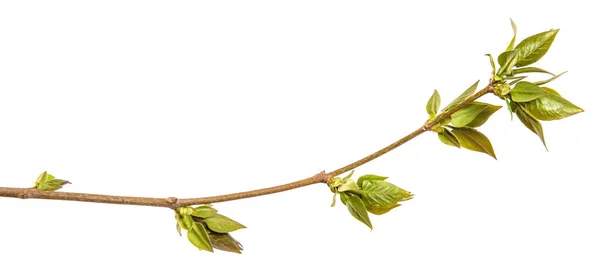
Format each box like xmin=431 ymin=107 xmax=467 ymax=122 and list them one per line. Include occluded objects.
xmin=0 ymin=82 xmax=494 ymax=209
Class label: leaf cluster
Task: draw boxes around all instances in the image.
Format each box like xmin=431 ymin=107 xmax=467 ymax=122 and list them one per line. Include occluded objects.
xmin=492 ymin=20 xmax=583 ymax=149
xmin=425 ymin=19 xmax=582 ymax=157
xmin=329 ymin=172 xmax=413 ymax=229
xmin=175 ymin=205 xmax=245 ymax=254
xmin=426 ymin=82 xmax=500 ymax=159
xmin=34 ymin=171 xmax=70 ymax=191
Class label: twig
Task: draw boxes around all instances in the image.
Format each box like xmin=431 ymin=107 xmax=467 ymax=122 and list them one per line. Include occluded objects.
xmin=0 ymin=82 xmax=494 ymax=209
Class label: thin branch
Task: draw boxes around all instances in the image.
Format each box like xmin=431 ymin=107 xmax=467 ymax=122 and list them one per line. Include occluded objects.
xmin=0 ymin=82 xmax=495 ymax=209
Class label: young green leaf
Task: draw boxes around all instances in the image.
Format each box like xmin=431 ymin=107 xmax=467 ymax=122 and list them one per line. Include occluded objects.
xmin=519 ymin=93 xmax=583 ymax=121
xmin=34 ymin=171 xmax=70 ymax=191
xmin=485 ymin=54 xmax=496 ymax=76
xmin=181 ymin=214 xmax=194 ymax=231
xmin=175 ymin=213 xmax=185 ymax=234
xmin=354 ymin=180 xmax=413 ymax=209
xmin=191 ymin=205 xmax=218 ymax=218
xmin=451 ymin=127 xmax=497 ymax=159
xmin=466 ymin=104 xmax=502 ymax=128
xmin=208 ymin=232 xmax=243 ymax=254
xmin=450 ymin=102 xmax=489 ymax=128
xmin=438 ymin=129 xmax=461 ymax=148
xmin=508 ymin=76 xmax=528 ymax=86
xmin=533 ymin=71 xmax=566 ymax=86
xmin=331 ymin=192 xmax=337 ymax=207
xmin=338 ymin=179 xmax=360 ymax=192
xmin=176 ymin=223 xmax=182 ymax=237
xmin=511 ymin=67 xmax=554 ymax=76
xmin=506 ymin=18 xmax=517 ymax=51
xmin=497 ymin=83 xmax=511 ymax=96
xmin=514 ymin=105 xmax=547 ymax=150
xmin=506 ymin=98 xmax=514 ymax=120
xmin=509 ymin=81 xmax=548 ymax=102
xmin=35 ymin=171 xmax=48 ymax=187
xmin=357 ymin=174 xmax=388 ymax=188
xmin=203 ymin=214 xmax=246 ymax=233
xmin=366 ymin=204 xmax=401 ymax=215
xmin=513 ymin=29 xmax=559 ymax=67
xmin=339 ymin=191 xmax=349 ymax=205
xmin=328 ymin=178 xmax=343 ymax=189
xmin=43 ymin=179 xmax=70 ymax=191
xmin=343 ymin=171 xmax=354 ymax=180
xmin=497 ymin=50 xmax=519 ymax=76
xmin=426 ymin=90 xmax=441 ymax=118
xmin=342 ymin=192 xmax=372 ymax=230
xmin=188 ymin=222 xmax=213 ymax=252
xmin=442 ymin=80 xmax=480 ymax=112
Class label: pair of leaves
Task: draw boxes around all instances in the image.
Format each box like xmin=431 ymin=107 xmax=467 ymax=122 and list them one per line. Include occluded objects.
xmin=497 ymin=19 xmax=559 ymax=77
xmin=426 ymin=81 xmax=501 ymax=127
xmin=437 ymin=127 xmax=496 ymax=159
xmin=34 ymin=171 xmax=70 ymax=191
xmin=506 ymin=81 xmax=583 ymax=149
xmin=175 ymin=205 xmax=245 ymax=254
xmin=331 ymin=173 xmax=413 ymax=230
xmin=425 ymin=81 xmax=479 ymax=118
xmin=510 ymin=82 xmax=583 ymax=121
xmin=425 ymin=82 xmax=500 ymax=159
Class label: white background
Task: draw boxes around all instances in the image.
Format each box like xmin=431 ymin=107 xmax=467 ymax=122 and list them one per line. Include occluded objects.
xmin=1 ymin=1 xmax=598 ymax=275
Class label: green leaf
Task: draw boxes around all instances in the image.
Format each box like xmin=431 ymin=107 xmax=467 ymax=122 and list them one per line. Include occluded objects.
xmin=514 ymin=105 xmax=547 ymax=150
xmin=451 ymin=127 xmax=496 ymax=159
xmin=331 ymin=192 xmax=337 ymax=207
xmin=340 ymin=191 xmax=349 ymax=205
xmin=511 ymin=67 xmax=554 ymax=76
xmin=426 ymin=90 xmax=441 ymax=118
xmin=357 ymin=174 xmax=388 ymax=188
xmin=328 ymin=178 xmax=343 ymax=188
xmin=509 ymin=81 xmax=548 ymax=102
xmin=188 ymin=222 xmax=213 ymax=252
xmin=208 ymin=232 xmax=243 ymax=254
xmin=204 ymin=214 xmax=246 ymax=233
xmin=450 ymin=102 xmax=489 ymax=128
xmin=442 ymin=81 xmax=479 ymax=112
xmin=338 ymin=179 xmax=360 ymax=192
xmin=485 ymin=54 xmax=496 ymax=76
xmin=343 ymin=171 xmax=354 ymax=180
xmin=34 ymin=171 xmax=70 ymax=191
xmin=366 ymin=204 xmax=401 ymax=215
xmin=34 ymin=171 xmax=48 ymax=189
xmin=506 ymin=18 xmax=517 ymax=51
xmin=175 ymin=213 xmax=185 ymax=234
xmin=466 ymin=104 xmax=502 ymax=128
xmin=176 ymin=222 xmax=182 ymax=237
xmin=191 ymin=205 xmax=218 ymax=218
xmin=508 ymin=76 xmax=528 ymax=86
xmin=181 ymin=214 xmax=194 ymax=231
xmin=506 ymin=98 xmax=514 ymax=120
xmin=533 ymin=71 xmax=566 ymax=86
xmin=42 ymin=179 xmax=70 ymax=191
xmin=519 ymin=93 xmax=583 ymax=121
xmin=497 ymin=50 xmax=519 ymax=76
xmin=513 ymin=29 xmax=559 ymax=67
xmin=438 ymin=129 xmax=460 ymax=148
xmin=355 ymin=180 xmax=413 ymax=209
xmin=342 ymin=192 xmax=372 ymax=230
xmin=497 ymin=83 xmax=511 ymax=96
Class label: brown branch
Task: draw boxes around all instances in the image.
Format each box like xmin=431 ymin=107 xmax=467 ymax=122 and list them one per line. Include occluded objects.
xmin=0 ymin=82 xmax=494 ymax=209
